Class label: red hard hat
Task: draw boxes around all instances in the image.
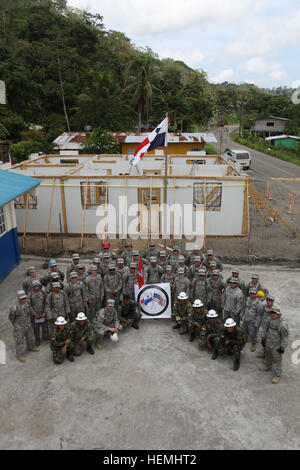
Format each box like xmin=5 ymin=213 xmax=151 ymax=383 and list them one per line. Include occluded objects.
xmin=102 ymin=242 xmax=110 ymax=249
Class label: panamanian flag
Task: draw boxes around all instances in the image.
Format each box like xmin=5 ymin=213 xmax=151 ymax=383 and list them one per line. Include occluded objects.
xmin=132 ymin=117 xmax=168 ymax=166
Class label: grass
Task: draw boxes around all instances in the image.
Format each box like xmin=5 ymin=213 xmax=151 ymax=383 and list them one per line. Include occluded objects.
xmin=229 ymin=132 xmax=300 ymax=166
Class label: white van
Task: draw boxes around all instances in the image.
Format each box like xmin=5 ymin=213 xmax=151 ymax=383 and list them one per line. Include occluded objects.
xmin=222 ymin=148 xmax=251 ymax=170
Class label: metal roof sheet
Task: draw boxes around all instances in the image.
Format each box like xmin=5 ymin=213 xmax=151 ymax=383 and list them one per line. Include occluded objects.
xmin=0 ymin=169 xmax=41 ymax=207
xmin=265 ymin=135 xmax=300 ymax=140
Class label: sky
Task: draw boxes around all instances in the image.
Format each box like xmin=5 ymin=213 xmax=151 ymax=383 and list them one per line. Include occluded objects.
xmin=67 ymin=0 xmax=300 ymax=89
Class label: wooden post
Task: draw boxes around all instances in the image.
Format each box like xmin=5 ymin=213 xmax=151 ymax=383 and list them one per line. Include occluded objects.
xmin=204 ymin=179 xmax=207 ymax=252
xmin=80 ymin=178 xmax=89 ymax=249
xmin=60 ymin=178 xmax=68 ymax=233
xmin=103 ymin=177 xmax=108 ymax=241
xmin=22 ymin=193 xmax=30 ymax=248
xmin=172 ymin=178 xmax=176 ymax=241
xmin=149 ymin=177 xmax=153 ymax=241
xmin=46 ymin=179 xmax=56 ymax=252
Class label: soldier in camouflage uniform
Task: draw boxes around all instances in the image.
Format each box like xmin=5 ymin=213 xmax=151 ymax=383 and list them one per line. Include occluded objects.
xmin=203 ymin=249 xmax=223 ymax=272
xmin=255 ymin=294 xmax=275 ymax=359
xmin=46 ymin=282 xmax=70 ymax=336
xmin=198 ymin=309 xmax=224 ymax=359
xmin=64 ymin=272 xmax=88 ymax=323
xmin=145 ymin=257 xmax=163 ymax=284
xmin=188 ymin=299 xmax=208 ymax=342
xmin=241 ymin=288 xmax=263 ymax=352
xmin=8 ymin=290 xmax=39 ymax=362
xmin=191 ymin=269 xmax=211 ymax=306
xmin=85 ymin=266 xmax=104 ymax=321
xmin=98 ymin=241 xmax=118 ymax=263
xmin=143 ymin=241 xmax=161 ymax=261
xmin=87 ymin=258 xmax=102 ymax=276
xmin=123 ymin=263 xmax=138 ymax=300
xmin=185 ymin=245 xmax=203 ymax=267
xmin=246 ymin=273 xmax=268 ymax=300
xmin=29 ymin=280 xmax=48 ymax=345
xmin=50 ymin=316 xmax=74 ymax=364
xmin=44 ymin=272 xmax=64 ymax=295
xmin=23 ymin=266 xmax=41 ymax=295
xmin=221 ymin=278 xmax=244 ymax=325
xmin=70 ymin=312 xmax=94 ymax=356
xmin=188 ymin=256 xmax=205 ymax=282
xmin=121 ymin=241 xmax=133 ymax=266
xmin=93 ymin=299 xmax=122 ymax=349
xmin=158 ymin=251 xmax=169 ymax=270
xmin=76 ymin=264 xmax=87 ymax=284
xmin=259 ymin=306 xmax=289 ymax=384
xmin=219 ymin=318 xmax=245 ymax=371
xmin=174 ymin=268 xmax=191 ymax=301
xmin=66 ymin=253 xmax=80 ymax=281
xmin=172 ymin=292 xmax=193 ymax=334
xmin=168 ymin=246 xmax=181 ymax=270
xmin=103 ymin=264 xmax=123 ymax=306
xmin=174 ymin=255 xmax=189 ymax=277
xmin=100 ymin=253 xmax=111 ymax=279
xmin=116 ymin=258 xmax=129 ymax=280
xmin=118 ymin=295 xmax=142 ymax=330
xmin=41 ymin=259 xmax=65 ymax=287
xmin=207 ymin=270 xmax=226 ymax=314
xmin=161 ymin=265 xmax=176 ymax=305
xmin=226 ymin=268 xmax=246 ymax=297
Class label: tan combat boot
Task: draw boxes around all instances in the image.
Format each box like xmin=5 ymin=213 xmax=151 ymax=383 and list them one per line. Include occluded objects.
xmin=272 ymin=376 xmax=280 ymax=384
xmin=17 ymin=356 xmax=26 ymax=363
xmin=259 ymin=366 xmax=271 ymax=371
xmin=30 ymin=347 xmax=40 ymax=352
xmin=251 ymin=344 xmax=256 ymax=352
xmin=256 ymin=352 xmax=265 ymax=358
xmin=96 ymin=342 xmax=103 ymax=350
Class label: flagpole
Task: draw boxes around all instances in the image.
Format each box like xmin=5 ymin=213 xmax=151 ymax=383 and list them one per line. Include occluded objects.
xmin=164 ymin=113 xmax=168 ymax=249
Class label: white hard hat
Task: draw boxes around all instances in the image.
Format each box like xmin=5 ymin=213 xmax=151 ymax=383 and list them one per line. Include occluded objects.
xmin=55 ymin=316 xmax=67 ymax=326
xmin=193 ymin=299 xmax=204 ymax=308
xmin=76 ymin=312 xmax=87 ymax=321
xmin=110 ymin=332 xmax=119 ymax=342
xmin=177 ymin=292 xmax=188 ymax=300
xmin=224 ymin=318 xmax=236 ymax=328
xmin=207 ymin=309 xmax=218 ymax=318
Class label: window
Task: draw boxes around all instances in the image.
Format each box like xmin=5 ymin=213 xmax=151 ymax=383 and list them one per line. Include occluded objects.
xmin=0 ymin=207 xmax=6 ymax=236
xmin=80 ymin=181 xmax=107 ymax=208
xmin=266 ymin=122 xmax=274 ymax=127
xmin=193 ymin=182 xmax=222 ymax=211
xmin=127 ymin=149 xmax=135 ymax=156
xmin=14 ymin=194 xmax=37 ymax=209
xmin=60 ymin=159 xmax=79 ymax=164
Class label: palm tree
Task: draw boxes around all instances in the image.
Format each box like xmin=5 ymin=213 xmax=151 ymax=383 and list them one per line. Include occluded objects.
xmin=124 ymin=58 xmax=162 ymax=131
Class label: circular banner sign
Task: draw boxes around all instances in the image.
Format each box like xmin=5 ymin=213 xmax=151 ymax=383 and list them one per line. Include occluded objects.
xmin=137 ymin=284 xmax=169 ymax=317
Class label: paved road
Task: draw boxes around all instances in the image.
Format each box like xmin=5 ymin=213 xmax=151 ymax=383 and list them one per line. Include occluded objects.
xmin=214 ymin=126 xmax=300 ymax=195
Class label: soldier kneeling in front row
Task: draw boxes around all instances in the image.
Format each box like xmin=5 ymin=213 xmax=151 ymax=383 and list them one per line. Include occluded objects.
xmin=71 ymin=312 xmax=95 ymax=356
xmin=50 ymin=316 xmax=74 ymax=364
xmin=198 ymin=309 xmax=223 ymax=359
xmin=218 ymin=318 xmax=245 ymax=371
xmin=118 ymin=294 xmax=142 ymax=330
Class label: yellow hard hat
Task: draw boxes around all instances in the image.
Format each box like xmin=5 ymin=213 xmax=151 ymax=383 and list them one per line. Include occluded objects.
xmin=257 ymin=290 xmax=265 ymax=298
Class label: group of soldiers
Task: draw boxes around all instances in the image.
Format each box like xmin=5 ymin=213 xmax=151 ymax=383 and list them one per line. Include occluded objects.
xmin=8 ymin=241 xmax=289 ymax=383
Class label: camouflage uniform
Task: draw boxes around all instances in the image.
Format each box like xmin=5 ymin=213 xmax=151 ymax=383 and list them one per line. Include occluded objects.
xmin=29 ymin=289 xmax=49 ymax=343
xmin=66 ymin=261 xmax=80 ymax=281
xmin=198 ymin=317 xmax=224 ymax=349
xmin=22 ymin=275 xmax=41 ymax=296
xmin=93 ymin=307 xmax=121 ymax=345
xmin=70 ymin=320 xmax=94 ymax=356
xmin=219 ymin=326 xmax=245 ymax=359
xmin=207 ymin=277 xmax=227 ymax=314
xmin=121 ymin=249 xmax=134 ymax=266
xmin=143 ymin=248 xmax=161 ymax=261
xmin=174 ymin=276 xmax=191 ymax=301
xmin=123 ymin=272 xmax=138 ymax=300
xmin=246 ymin=281 xmax=268 ymax=299
xmin=222 ymin=286 xmax=244 ymax=325
xmin=50 ymin=324 xmax=73 ymax=364
xmin=64 ymin=280 xmax=88 ymax=322
xmin=103 ymin=272 xmax=123 ymax=306
xmin=85 ymin=274 xmax=105 ymax=321
xmin=264 ymin=316 xmax=289 ymax=378
xmin=185 ymin=252 xmax=203 ymax=267
xmin=188 ymin=306 xmax=208 ymax=337
xmin=174 ymin=264 xmax=189 ymax=277
xmin=168 ymin=253 xmax=181 ymax=270
xmin=118 ymin=300 xmax=141 ymax=329
xmin=117 ymin=265 xmax=130 ymax=281
xmin=203 ymin=255 xmax=223 ymax=271
xmin=46 ymin=290 xmax=70 ymax=336
xmin=242 ymin=297 xmax=263 ymax=345
xmin=188 ymin=263 xmax=204 ymax=282
xmin=172 ymin=300 xmax=193 ymax=334
xmin=226 ymin=276 xmax=246 ymax=296
xmin=161 ymin=271 xmax=176 ymax=304
xmin=191 ymin=277 xmax=211 ymax=305
xmin=9 ymin=301 xmax=35 ymax=358
xmin=44 ymin=279 xmax=64 ymax=295
xmin=145 ymin=264 xmax=163 ymax=284
xmin=41 ymin=269 xmax=65 ymax=287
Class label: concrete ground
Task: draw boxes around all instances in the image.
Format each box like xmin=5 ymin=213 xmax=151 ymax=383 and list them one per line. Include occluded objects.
xmin=0 ymin=258 xmax=300 ymax=450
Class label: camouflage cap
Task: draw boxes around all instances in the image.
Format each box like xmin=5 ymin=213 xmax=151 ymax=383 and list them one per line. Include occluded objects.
xmin=160 ymin=251 xmax=166 ymax=257
xmin=107 ymin=299 xmax=115 ymax=306
xmin=212 ymin=270 xmax=219 ymax=276
xmin=28 ymin=266 xmax=36 ymax=273
xmin=251 ymin=273 xmax=259 ymax=279
xmin=93 ymin=257 xmax=100 ymax=263
xmin=50 ymin=272 xmax=59 ymax=279
xmin=70 ymin=271 xmax=78 ymax=278
xmin=125 ymin=241 xmax=133 ymax=247
xmin=132 ymin=250 xmax=139 ymax=256
xmin=249 ymin=288 xmax=257 ymax=294
xmin=198 ymin=269 xmax=206 ymax=275
xmin=231 ymin=267 xmax=239 ymax=274
xmin=209 ymin=261 xmax=217 ymax=267
xmin=270 ymin=306 xmax=281 ymax=315
xmin=17 ymin=290 xmax=27 ymax=299
xmin=178 ymin=268 xmax=185 ymax=274
xmin=77 ymin=264 xmax=85 ymax=270
xmin=149 ymin=241 xmax=156 ymax=246
xmin=32 ymin=280 xmax=41 ymax=287
xmin=207 ymin=249 xmax=214 ymax=256
xmin=72 ymin=254 xmax=80 ymax=260
xmin=194 ymin=256 xmax=201 ymax=262
xmin=173 ymin=245 xmax=179 ymax=251
xmin=229 ymin=277 xmax=239 ymax=284
xmin=130 ymin=262 xmax=136 ymax=268
xmin=266 ymin=294 xmax=275 ymax=301
xmin=103 ymin=253 xmax=110 ymax=259
xmin=150 ymin=257 xmax=157 ymax=263
xmin=178 ymin=255 xmax=185 ymax=262
xmin=117 ymin=258 xmax=124 ymax=264
xmin=108 ymin=263 xmax=116 ymax=270
xmin=52 ymin=282 xmax=61 ymax=288
xmin=91 ymin=265 xmax=98 ymax=271
xmin=165 ymin=265 xmax=172 ymax=270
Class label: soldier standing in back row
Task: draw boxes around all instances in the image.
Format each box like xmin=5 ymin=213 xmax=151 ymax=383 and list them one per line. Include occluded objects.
xmin=103 ymin=264 xmax=123 ymax=306
xmin=8 ymin=290 xmax=40 ymax=363
xmin=145 ymin=257 xmax=163 ymax=284
xmin=41 ymin=259 xmax=65 ymax=287
xmin=85 ymin=266 xmax=104 ymax=321
xmin=222 ymin=278 xmax=244 ymax=325
xmin=66 ymin=253 xmax=80 ymax=281
xmin=241 ymin=288 xmax=263 ymax=352
xmin=46 ymin=282 xmax=70 ymax=336
xmin=208 ymin=270 xmax=226 ymax=314
xmin=23 ymin=267 xmax=40 ymax=296
xmin=65 ymin=272 xmax=88 ymax=322
xmin=191 ymin=269 xmax=211 ymax=306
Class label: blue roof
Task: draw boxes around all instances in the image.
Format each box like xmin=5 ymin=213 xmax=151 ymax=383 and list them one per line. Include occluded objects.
xmin=0 ymin=169 xmax=42 ymax=207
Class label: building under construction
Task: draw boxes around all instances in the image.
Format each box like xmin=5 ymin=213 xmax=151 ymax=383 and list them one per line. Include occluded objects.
xmin=7 ymin=152 xmax=250 ymax=250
